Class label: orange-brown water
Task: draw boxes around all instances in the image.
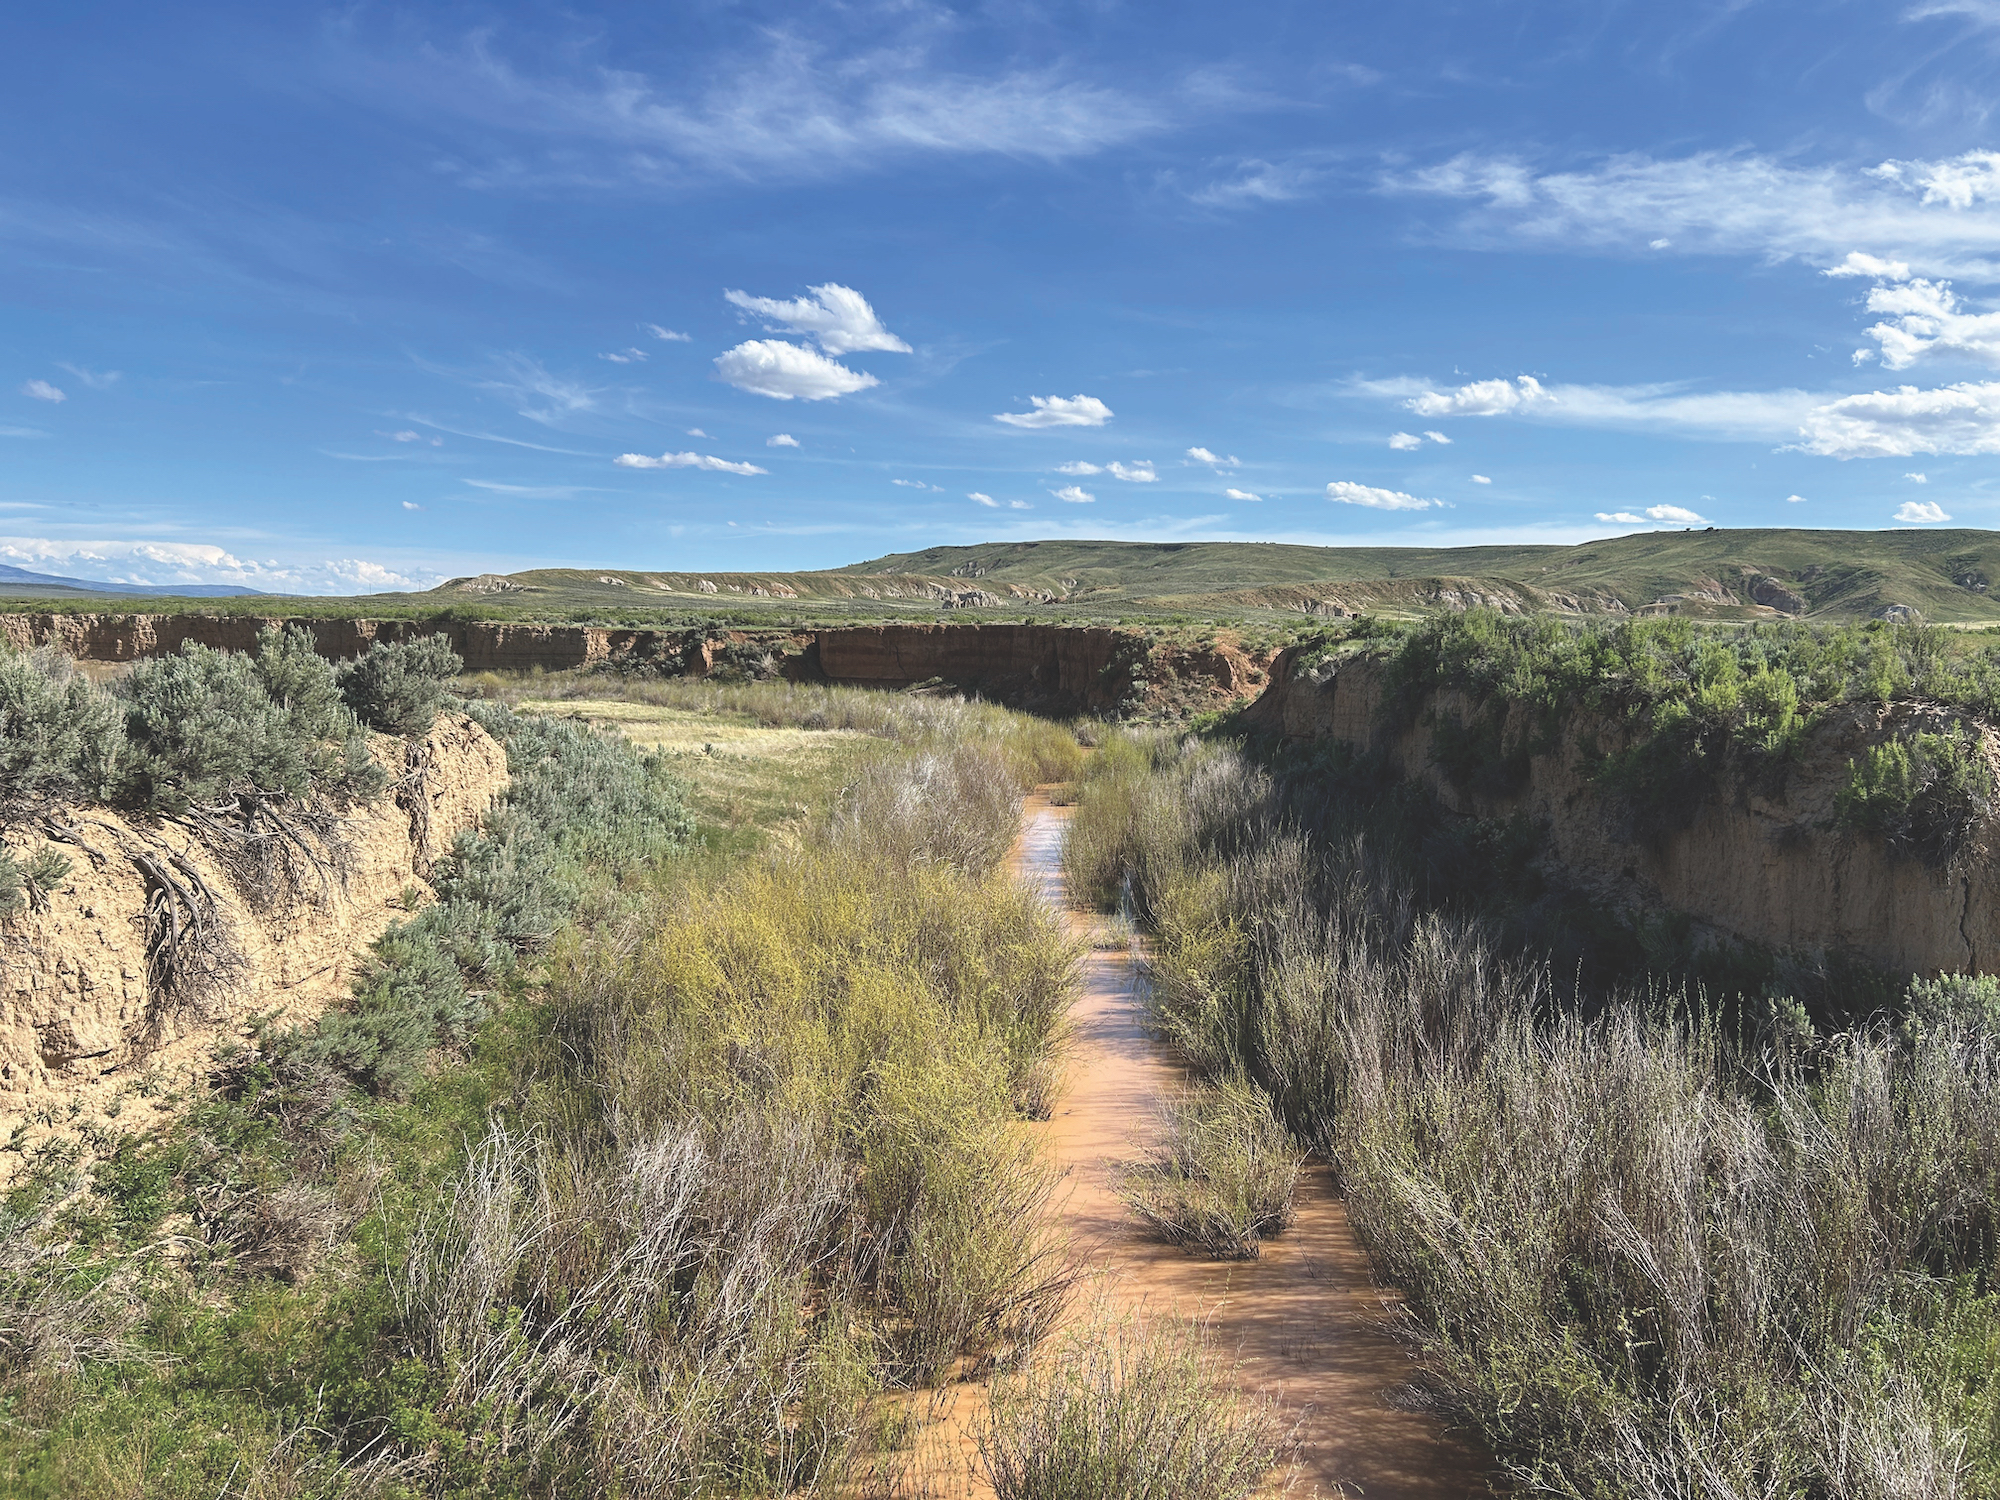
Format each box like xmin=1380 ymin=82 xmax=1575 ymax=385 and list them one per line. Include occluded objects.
xmin=902 ymin=798 xmax=1487 ymax=1496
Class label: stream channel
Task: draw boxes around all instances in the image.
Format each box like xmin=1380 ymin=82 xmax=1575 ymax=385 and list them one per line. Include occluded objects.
xmin=915 ymin=797 xmax=1488 ymax=1496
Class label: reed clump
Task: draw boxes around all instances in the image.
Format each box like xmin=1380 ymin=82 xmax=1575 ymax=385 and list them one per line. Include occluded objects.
xmin=975 ymin=1302 xmax=1294 ymax=1500
xmin=1113 ymin=1079 xmax=1303 ymax=1260
xmin=1074 ymin=727 xmax=2000 ymax=1496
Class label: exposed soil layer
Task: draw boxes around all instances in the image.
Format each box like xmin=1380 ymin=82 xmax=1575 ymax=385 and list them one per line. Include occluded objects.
xmin=939 ymin=800 xmax=1487 ymax=1497
xmin=0 ymin=614 xmax=1272 ymax=719
xmin=1247 ymin=648 xmax=2000 ymax=978
xmin=0 ymin=714 xmax=507 ymax=1143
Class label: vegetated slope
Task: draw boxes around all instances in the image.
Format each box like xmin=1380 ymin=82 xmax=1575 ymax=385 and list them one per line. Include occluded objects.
xmin=340 ymin=529 xmax=2000 ymax=624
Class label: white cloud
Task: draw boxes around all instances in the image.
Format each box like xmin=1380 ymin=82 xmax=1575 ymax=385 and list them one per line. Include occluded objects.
xmin=1008 ymin=499 xmax=1032 ymax=509
xmin=57 ymin=364 xmax=119 ymax=390
xmin=996 ymin=394 xmax=1113 ymax=429
xmin=21 ymin=379 xmax=64 ymax=403
xmin=1856 ymin=278 xmax=2000 ymax=369
xmin=1362 ymin=374 xmax=1823 ymax=443
xmin=715 ymin=339 xmax=879 ymax=400
xmin=1388 ymin=431 xmax=1423 ymax=450
xmin=615 ymin=450 xmax=769 ymax=475
xmin=598 ymin=347 xmax=649 ymax=363
xmin=1907 ymin=471 xmax=1929 ymax=481
xmin=1649 ymin=237 xmax=1672 ymax=250
xmin=1407 ymin=376 xmax=1554 ymax=418
xmin=1326 ymin=480 xmax=1446 ymax=511
xmin=1052 ymin=485 xmax=1096 ymax=503
xmin=1056 ymin=460 xmax=1104 ymax=475
xmin=1594 ymin=504 xmax=1710 ymax=525
xmin=1787 ymin=494 xmax=1809 ymax=503
xmin=402 ymin=501 xmax=423 ymax=510
xmin=479 ymin=353 xmax=596 ymax=425
xmin=1388 ymin=149 xmax=2000 ymax=279
xmin=1794 ymin=381 xmax=2000 ymax=456
xmin=379 ymin=429 xmax=427 ymax=443
xmin=1423 ymin=430 xmax=1452 ymax=444
xmin=1225 ymin=487 xmax=1262 ymax=501
xmin=0 ymin=537 xmax=443 ymax=594
xmin=1826 ymin=252 xmax=1913 ymax=281
xmin=969 ymin=492 xmax=998 ymax=507
xmin=767 ymin=433 xmax=799 ymax=447
xmin=1897 ymin=500 xmax=1953 ymax=522
xmin=1188 ymin=157 xmax=1333 ymax=208
xmin=724 ymin=283 xmax=909 ymax=356
xmin=1472 ymin=474 xmax=1492 ymax=484
xmin=646 ymin=324 xmax=692 ymax=342
xmin=0 ymin=426 xmax=48 ymax=439
xmin=1186 ymin=446 xmax=1239 ymax=468
xmin=687 ymin=428 xmax=708 ymax=437
xmin=891 ymin=478 xmax=929 ymax=489
xmin=1108 ymin=460 xmax=1156 ymax=482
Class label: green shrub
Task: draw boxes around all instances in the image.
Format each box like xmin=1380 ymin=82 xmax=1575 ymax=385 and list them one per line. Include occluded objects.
xmin=1837 ymin=726 xmax=1994 ymax=865
xmin=0 ymin=846 xmax=71 ymax=920
xmin=118 ymin=626 xmax=381 ymax=815
xmin=0 ymin=649 xmax=121 ymax=814
xmin=1113 ymin=1078 xmax=1303 ymax=1259
xmin=337 ymin=636 xmax=464 ymax=735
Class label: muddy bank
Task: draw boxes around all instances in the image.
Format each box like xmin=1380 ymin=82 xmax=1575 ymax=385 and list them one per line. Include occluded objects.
xmin=0 ymin=714 xmax=507 ymax=1136
xmin=0 ymin=614 xmax=1274 ymax=718
xmin=1247 ymin=649 xmax=2000 ymax=979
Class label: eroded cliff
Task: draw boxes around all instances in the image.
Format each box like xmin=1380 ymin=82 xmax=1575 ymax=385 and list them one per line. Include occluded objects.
xmin=0 ymin=713 xmax=508 ymax=1134
xmin=1246 ymin=647 xmax=2000 ymax=979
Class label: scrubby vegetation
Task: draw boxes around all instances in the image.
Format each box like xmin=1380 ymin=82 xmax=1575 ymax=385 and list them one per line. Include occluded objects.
xmin=1070 ymin=726 xmax=2000 ymax=1497
xmin=0 ymin=667 xmax=1151 ymax=1497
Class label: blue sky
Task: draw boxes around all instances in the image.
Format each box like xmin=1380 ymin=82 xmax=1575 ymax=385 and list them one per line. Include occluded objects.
xmin=8 ymin=2 xmax=2000 ymax=591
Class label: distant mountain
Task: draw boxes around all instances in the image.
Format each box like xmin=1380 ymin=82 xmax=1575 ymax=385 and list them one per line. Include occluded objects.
xmin=0 ymin=563 xmax=264 ymax=598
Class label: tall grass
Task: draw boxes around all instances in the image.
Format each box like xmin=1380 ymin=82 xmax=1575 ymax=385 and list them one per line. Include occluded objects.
xmin=1073 ymin=728 xmax=2000 ymax=1496
xmin=975 ymin=1302 xmax=1294 ymax=1500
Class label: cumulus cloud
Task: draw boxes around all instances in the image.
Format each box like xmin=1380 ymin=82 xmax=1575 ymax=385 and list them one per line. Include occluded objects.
xmin=1794 ymin=381 xmax=2000 ymax=457
xmin=402 ymin=501 xmax=423 ymax=510
xmin=715 ymin=339 xmax=879 ymax=400
xmin=1407 ymin=376 xmax=1553 ymax=418
xmin=969 ymin=492 xmax=998 ymax=507
xmin=1908 ymin=471 xmax=1929 ymax=481
xmin=1388 ymin=431 xmax=1422 ymax=450
xmin=1594 ymin=504 xmax=1710 ymax=525
xmin=599 ymin=347 xmax=649 ymax=363
xmin=0 ymin=537 xmax=442 ymax=594
xmin=687 ymin=428 xmax=708 ymax=437
xmin=1389 ymin=149 xmax=2000 ymax=279
xmin=1826 ymin=252 xmax=1913 ymax=281
xmin=646 ymin=324 xmax=692 ymax=341
xmin=1897 ymin=500 xmax=1953 ymax=522
xmin=1108 ymin=460 xmax=1156 ymax=482
xmin=1326 ymin=480 xmax=1446 ymax=511
xmin=1226 ymin=487 xmax=1262 ymax=501
xmin=1008 ymin=499 xmax=1032 ymax=509
xmin=767 ymin=433 xmax=799 ymax=447
xmin=1186 ymin=446 xmax=1239 ymax=468
xmin=615 ymin=450 xmax=769 ymax=475
xmin=996 ymin=394 xmax=1113 ymax=429
xmin=724 ymin=283 xmax=909 ymax=355
xmin=1052 ymin=485 xmax=1095 ymax=503
xmin=1057 ymin=460 xmax=1104 ymax=475
xmin=1856 ymin=278 xmax=2000 ymax=369
xmin=1472 ymin=474 xmax=1493 ymax=483
xmin=21 ymin=380 xmax=64 ymax=403
xmin=1787 ymin=494 xmax=1809 ymax=503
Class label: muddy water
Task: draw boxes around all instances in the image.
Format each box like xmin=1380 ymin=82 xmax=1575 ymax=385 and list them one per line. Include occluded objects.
xmin=994 ymin=797 xmax=1489 ymax=1498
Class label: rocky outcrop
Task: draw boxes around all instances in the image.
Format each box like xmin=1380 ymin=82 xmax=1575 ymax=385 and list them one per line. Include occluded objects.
xmin=0 ymin=714 xmax=508 ymax=1134
xmin=1246 ymin=648 xmax=2000 ymax=979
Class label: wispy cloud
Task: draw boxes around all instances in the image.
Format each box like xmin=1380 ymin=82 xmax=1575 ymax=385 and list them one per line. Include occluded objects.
xmin=1186 ymin=446 xmax=1240 ymax=470
xmin=969 ymin=492 xmax=998 ymax=507
xmin=462 ymin=479 xmax=605 ymax=497
xmin=1595 ymin=504 xmax=1709 ymax=525
xmin=1795 ymin=380 xmax=2000 ymax=457
xmin=401 ymin=415 xmax=602 ymax=456
xmin=57 ymin=363 xmax=119 ymax=390
xmin=1226 ymin=487 xmax=1262 ymax=501
xmin=21 ymin=379 xmax=64 ymax=403
xmin=725 ymin=283 xmax=909 ymax=355
xmin=598 ymin=347 xmax=649 ymax=363
xmin=0 ymin=537 xmax=442 ymax=594
xmin=615 ymin=450 xmax=768 ymax=475
xmin=477 ymin=353 xmax=598 ymax=425
xmin=645 ymin=324 xmax=692 ymax=342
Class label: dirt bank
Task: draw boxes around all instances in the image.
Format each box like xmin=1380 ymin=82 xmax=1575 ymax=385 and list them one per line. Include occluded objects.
xmin=0 ymin=613 xmax=1275 ymax=718
xmin=0 ymin=714 xmax=508 ymax=1138
xmin=1246 ymin=648 xmax=2000 ymax=979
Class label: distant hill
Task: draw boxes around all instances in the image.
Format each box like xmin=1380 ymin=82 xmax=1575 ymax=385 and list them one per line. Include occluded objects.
xmin=0 ymin=563 xmax=264 ymax=599
xmin=386 ymin=530 xmax=2000 ymax=625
